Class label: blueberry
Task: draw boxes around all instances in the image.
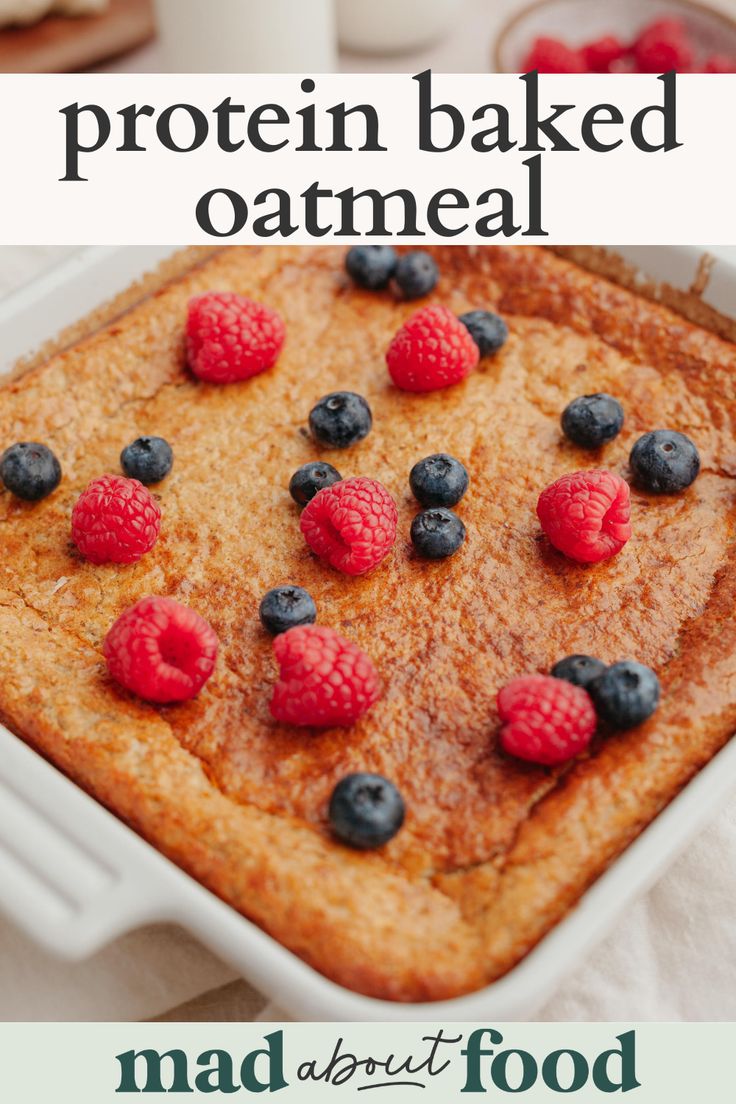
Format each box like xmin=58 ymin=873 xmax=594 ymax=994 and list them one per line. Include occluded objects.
xmin=458 ymin=310 xmax=509 ymax=357
xmin=289 ymin=461 xmax=342 ymax=506
xmin=561 ymin=394 xmax=625 ymax=449
xmin=309 ymin=392 xmax=372 ymax=449
xmin=589 ymin=660 xmax=660 ymax=729
xmin=345 ymin=245 xmax=397 ymax=291
xmin=0 ymin=442 xmax=61 ymax=501
xmin=329 ymin=772 xmax=405 ymax=849
xmin=629 ymin=429 xmax=700 ymax=494
xmin=551 ymin=654 xmax=607 ymax=691
xmin=394 ymin=251 xmax=439 ymax=300
xmin=410 ymin=507 xmax=466 ymax=559
xmin=120 ymin=436 xmax=173 ymax=484
xmin=259 ymin=586 xmax=317 ymax=636
xmin=409 ymin=454 xmax=468 ymax=508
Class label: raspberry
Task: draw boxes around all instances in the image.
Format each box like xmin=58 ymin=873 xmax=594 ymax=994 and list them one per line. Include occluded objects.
xmin=536 ymin=468 xmax=631 ymax=564
xmin=497 ymin=674 xmax=596 ymax=766
xmin=186 ymin=291 xmax=285 ymax=384
xmin=270 ymin=624 xmax=381 ymax=727
xmin=386 ymin=306 xmax=479 ymax=393
xmin=582 ymin=35 xmax=628 ymax=73
xmin=104 ymin=596 xmax=218 ymax=704
xmin=521 ymin=36 xmax=585 ymax=73
xmin=632 ymin=18 xmax=694 ymax=73
xmin=71 ymin=475 xmax=161 ymax=564
xmin=300 ymin=476 xmax=398 ymax=575
xmin=704 ymin=54 xmax=736 ymax=73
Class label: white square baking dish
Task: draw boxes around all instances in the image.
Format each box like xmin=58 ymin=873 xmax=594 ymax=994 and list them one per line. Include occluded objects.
xmin=1 ymin=243 xmax=735 ymax=1022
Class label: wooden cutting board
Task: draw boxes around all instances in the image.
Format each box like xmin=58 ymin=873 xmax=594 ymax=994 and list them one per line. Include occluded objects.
xmin=0 ymin=0 xmax=155 ymax=72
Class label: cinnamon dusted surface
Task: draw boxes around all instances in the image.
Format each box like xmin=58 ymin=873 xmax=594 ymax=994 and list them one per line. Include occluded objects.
xmin=1 ymin=245 xmax=735 ymax=1001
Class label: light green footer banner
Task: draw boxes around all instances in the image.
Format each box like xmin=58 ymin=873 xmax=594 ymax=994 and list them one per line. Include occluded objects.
xmin=0 ymin=1022 xmax=732 ymax=1101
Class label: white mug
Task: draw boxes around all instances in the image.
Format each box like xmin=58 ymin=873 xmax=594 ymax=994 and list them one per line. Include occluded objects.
xmin=337 ymin=0 xmax=463 ymax=55
xmin=154 ymin=0 xmax=337 ymax=72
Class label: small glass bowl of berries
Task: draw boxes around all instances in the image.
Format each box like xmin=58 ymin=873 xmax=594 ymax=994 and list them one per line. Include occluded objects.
xmin=494 ymin=0 xmax=736 ymax=74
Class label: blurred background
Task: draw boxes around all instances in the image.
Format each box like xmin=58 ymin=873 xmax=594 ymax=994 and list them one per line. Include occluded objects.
xmin=0 ymin=0 xmax=735 ymax=75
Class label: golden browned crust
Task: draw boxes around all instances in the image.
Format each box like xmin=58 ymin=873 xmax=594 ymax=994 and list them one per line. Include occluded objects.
xmin=1 ymin=245 xmax=735 ymax=1002
xmin=552 ymin=246 xmax=736 ymax=344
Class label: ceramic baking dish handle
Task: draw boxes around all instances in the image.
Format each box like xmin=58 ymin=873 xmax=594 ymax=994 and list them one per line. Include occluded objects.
xmin=0 ymin=726 xmax=172 ymax=959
